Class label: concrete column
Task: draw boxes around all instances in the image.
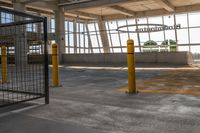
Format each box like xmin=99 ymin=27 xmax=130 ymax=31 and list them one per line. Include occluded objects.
xmin=36 ymin=13 xmax=43 ymax=54
xmin=36 ymin=13 xmax=41 ymax=32
xmin=73 ymin=20 xmax=77 ymax=53
xmin=47 ymin=16 xmax=51 ymax=33
xmin=54 ymin=7 xmax=65 ymax=63
xmin=98 ymin=19 xmax=110 ymax=53
xmin=13 ymin=1 xmax=28 ymax=66
xmin=47 ymin=16 xmax=52 ymax=54
xmin=85 ymin=22 xmax=93 ymax=53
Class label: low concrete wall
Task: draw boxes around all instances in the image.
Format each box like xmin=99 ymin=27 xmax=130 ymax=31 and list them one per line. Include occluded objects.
xmin=0 ymin=54 xmax=52 ymax=64
xmin=62 ymin=52 xmax=193 ymax=65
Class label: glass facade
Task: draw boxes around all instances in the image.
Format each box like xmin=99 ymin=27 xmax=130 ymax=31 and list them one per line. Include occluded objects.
xmin=48 ymin=11 xmax=200 ymax=54
xmin=2 ymin=10 xmax=200 ymax=55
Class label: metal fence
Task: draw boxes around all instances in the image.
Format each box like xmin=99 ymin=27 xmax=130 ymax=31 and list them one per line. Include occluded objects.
xmin=0 ymin=7 xmax=49 ymax=107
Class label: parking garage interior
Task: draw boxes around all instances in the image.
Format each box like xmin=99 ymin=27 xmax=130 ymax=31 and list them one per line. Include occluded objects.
xmin=0 ymin=0 xmax=200 ymax=133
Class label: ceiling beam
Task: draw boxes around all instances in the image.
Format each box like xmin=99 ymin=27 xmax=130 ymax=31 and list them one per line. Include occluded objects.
xmin=61 ymin=0 xmax=144 ymax=11
xmin=12 ymin=0 xmax=39 ymax=4
xmin=0 ymin=1 xmax=12 ymax=7
xmin=12 ymin=0 xmax=55 ymax=4
xmin=21 ymin=0 xmax=42 ymax=4
xmin=153 ymin=0 xmax=174 ymax=12
xmin=109 ymin=5 xmax=135 ymax=16
xmin=103 ymin=4 xmax=200 ymax=21
xmin=67 ymin=11 xmax=100 ymax=19
xmin=64 ymin=14 xmax=91 ymax=21
xmin=0 ymin=1 xmax=90 ymax=21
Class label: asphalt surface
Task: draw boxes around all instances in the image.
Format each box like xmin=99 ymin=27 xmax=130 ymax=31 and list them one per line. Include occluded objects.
xmin=0 ymin=65 xmax=200 ymax=133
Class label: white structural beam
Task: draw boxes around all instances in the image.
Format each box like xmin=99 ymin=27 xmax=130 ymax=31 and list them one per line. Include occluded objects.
xmin=85 ymin=22 xmax=93 ymax=53
xmin=61 ymin=0 xmax=144 ymax=10
xmin=153 ymin=0 xmax=174 ymax=12
xmin=98 ymin=19 xmax=110 ymax=53
xmin=109 ymin=5 xmax=135 ymax=16
xmin=20 ymin=0 xmax=41 ymax=4
xmin=13 ymin=0 xmax=41 ymax=4
xmin=13 ymin=0 xmax=55 ymax=4
xmin=69 ymin=11 xmax=100 ymax=19
xmin=73 ymin=19 xmax=77 ymax=53
xmin=102 ymin=3 xmax=200 ymax=21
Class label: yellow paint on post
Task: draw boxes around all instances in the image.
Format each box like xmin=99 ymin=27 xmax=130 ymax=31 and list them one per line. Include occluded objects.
xmin=127 ymin=39 xmax=137 ymax=93
xmin=1 ymin=46 xmax=7 ymax=83
xmin=52 ymin=43 xmax=59 ymax=87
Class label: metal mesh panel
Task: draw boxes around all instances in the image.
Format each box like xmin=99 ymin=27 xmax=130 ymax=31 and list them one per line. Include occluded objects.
xmin=0 ymin=7 xmax=49 ymax=107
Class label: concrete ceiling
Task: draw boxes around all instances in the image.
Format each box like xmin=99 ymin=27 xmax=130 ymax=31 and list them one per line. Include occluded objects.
xmin=1 ymin=0 xmax=200 ymax=20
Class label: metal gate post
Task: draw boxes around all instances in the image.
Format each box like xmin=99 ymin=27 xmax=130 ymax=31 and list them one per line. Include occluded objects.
xmin=43 ymin=17 xmax=49 ymax=104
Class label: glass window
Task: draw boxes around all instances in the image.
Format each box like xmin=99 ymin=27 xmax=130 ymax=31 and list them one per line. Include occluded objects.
xmin=113 ymin=48 xmax=121 ymax=53
xmin=90 ymin=35 xmax=99 ymax=47
xmin=176 ymin=13 xmax=188 ymax=28
xmin=129 ymin=33 xmax=138 ymax=46
xmin=110 ymin=34 xmax=121 ymax=47
xmin=163 ymin=15 xmax=176 ymax=41
xmin=119 ymin=33 xmax=129 ymax=46
xmin=127 ymin=19 xmax=135 ymax=25
xmin=163 ymin=15 xmax=174 ymax=26
xmin=140 ymin=33 xmax=149 ymax=45
xmin=191 ymin=46 xmax=200 ymax=53
xmin=107 ymin=21 xmax=117 ymax=34
xmin=127 ymin=19 xmax=138 ymax=46
xmin=190 ymin=28 xmax=200 ymax=43
xmin=117 ymin=20 xmax=127 ymax=27
xmin=69 ymin=34 xmax=74 ymax=46
xmin=150 ymin=31 xmax=164 ymax=45
xmin=1 ymin=12 xmax=13 ymax=23
xmin=148 ymin=16 xmax=162 ymax=24
xmin=177 ymin=29 xmax=189 ymax=44
xmin=50 ymin=19 xmax=55 ymax=33
xmin=189 ymin=12 xmax=200 ymax=27
xmin=178 ymin=46 xmax=189 ymax=52
xmin=165 ymin=30 xmax=175 ymax=41
xmin=137 ymin=18 xmax=147 ymax=24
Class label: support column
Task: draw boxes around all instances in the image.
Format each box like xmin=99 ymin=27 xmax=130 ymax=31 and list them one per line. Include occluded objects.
xmin=36 ymin=13 xmax=43 ymax=53
xmin=47 ymin=16 xmax=52 ymax=54
xmin=73 ymin=19 xmax=77 ymax=53
xmin=47 ymin=16 xmax=51 ymax=33
xmin=85 ymin=22 xmax=93 ymax=53
xmin=98 ymin=19 xmax=110 ymax=53
xmin=13 ymin=1 xmax=28 ymax=66
xmin=54 ymin=7 xmax=65 ymax=63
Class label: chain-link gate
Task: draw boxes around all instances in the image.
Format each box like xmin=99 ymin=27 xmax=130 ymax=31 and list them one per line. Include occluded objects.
xmin=0 ymin=7 xmax=49 ymax=107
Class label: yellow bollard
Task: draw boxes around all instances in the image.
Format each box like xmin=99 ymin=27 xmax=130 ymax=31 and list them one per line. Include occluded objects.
xmin=1 ymin=46 xmax=7 ymax=83
xmin=127 ymin=40 xmax=137 ymax=93
xmin=52 ymin=43 xmax=59 ymax=87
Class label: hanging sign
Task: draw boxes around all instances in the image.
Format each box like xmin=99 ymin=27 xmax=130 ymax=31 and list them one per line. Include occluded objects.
xmin=116 ymin=24 xmax=181 ymax=33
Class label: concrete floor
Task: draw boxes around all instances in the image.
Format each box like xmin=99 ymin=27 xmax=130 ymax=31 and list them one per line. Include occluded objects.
xmin=1 ymin=65 xmax=200 ymax=133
